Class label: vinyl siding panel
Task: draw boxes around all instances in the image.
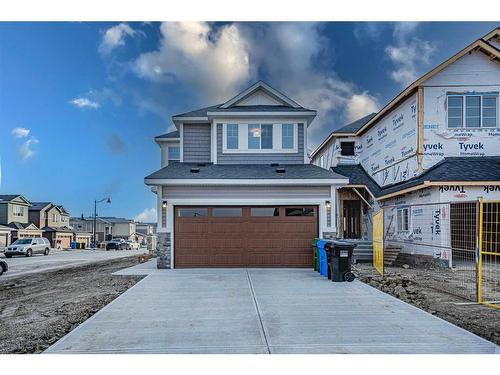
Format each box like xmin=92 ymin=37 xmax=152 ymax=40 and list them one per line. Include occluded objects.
xmin=183 ymin=123 xmax=211 ymax=163
xmin=163 ymin=185 xmax=330 ymax=200
xmin=217 ymin=123 xmax=305 ymax=164
xmin=0 ymin=205 xmax=8 ymax=225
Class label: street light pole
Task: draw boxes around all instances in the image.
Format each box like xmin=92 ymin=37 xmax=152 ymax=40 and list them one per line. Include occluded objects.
xmin=92 ymin=197 xmax=111 ymax=248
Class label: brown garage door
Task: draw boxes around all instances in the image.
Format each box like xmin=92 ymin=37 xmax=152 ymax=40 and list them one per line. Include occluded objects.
xmin=174 ymin=206 xmax=318 ymax=268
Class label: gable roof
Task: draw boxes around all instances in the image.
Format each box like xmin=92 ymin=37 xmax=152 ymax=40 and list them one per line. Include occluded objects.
xmin=312 ymin=28 xmax=500 ymax=160
xmin=0 ymin=194 xmax=31 ymax=205
xmin=29 ymin=201 xmax=53 ymax=211
xmin=145 ymin=162 xmax=348 ymax=184
xmin=171 ymin=81 xmax=316 ymax=125
xmin=9 ymin=222 xmax=40 ymax=230
xmin=333 ymin=156 xmax=500 ymax=200
xmin=220 ymin=80 xmax=302 ymax=109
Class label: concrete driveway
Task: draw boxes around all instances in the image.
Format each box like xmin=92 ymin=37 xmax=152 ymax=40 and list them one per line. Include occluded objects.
xmin=46 ymin=265 xmax=499 ymax=354
xmin=0 ymin=248 xmax=147 ymax=279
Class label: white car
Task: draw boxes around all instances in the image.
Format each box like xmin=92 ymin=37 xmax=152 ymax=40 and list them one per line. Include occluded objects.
xmin=4 ymin=237 xmax=51 ymax=258
xmin=125 ymin=240 xmax=140 ymax=250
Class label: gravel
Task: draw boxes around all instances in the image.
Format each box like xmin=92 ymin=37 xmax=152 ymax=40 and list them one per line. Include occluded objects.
xmin=0 ymin=256 xmax=143 ymax=354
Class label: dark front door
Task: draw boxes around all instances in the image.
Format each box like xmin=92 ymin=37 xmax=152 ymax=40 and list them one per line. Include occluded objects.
xmin=343 ymin=200 xmax=361 ymax=239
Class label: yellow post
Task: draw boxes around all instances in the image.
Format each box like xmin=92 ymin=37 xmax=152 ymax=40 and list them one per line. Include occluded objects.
xmin=478 ymin=198 xmax=483 ymax=304
xmin=373 ymin=209 xmax=384 ymax=276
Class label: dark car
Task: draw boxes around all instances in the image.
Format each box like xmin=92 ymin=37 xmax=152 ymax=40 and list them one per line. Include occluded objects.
xmin=105 ymin=240 xmax=127 ymax=251
xmin=0 ymin=260 xmax=8 ymax=276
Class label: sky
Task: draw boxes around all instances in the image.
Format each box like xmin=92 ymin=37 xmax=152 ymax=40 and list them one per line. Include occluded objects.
xmin=0 ymin=21 xmax=498 ymax=222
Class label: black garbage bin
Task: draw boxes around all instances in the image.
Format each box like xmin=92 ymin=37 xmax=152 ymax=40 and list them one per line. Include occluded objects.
xmin=325 ymin=241 xmax=357 ymax=282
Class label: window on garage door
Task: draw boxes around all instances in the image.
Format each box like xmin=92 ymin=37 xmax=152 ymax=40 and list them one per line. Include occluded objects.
xmin=285 ymin=207 xmax=315 ymax=216
xmin=212 ymin=207 xmax=243 ymax=217
xmin=177 ymin=208 xmax=208 ymax=217
xmin=250 ymin=207 xmax=279 ymax=217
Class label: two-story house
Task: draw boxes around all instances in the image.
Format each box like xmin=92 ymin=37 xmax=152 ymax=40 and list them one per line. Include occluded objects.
xmin=29 ymin=202 xmax=73 ymax=249
xmin=0 ymin=194 xmax=43 ymax=243
xmin=145 ymin=81 xmax=348 ymax=269
xmin=311 ymin=28 xmax=500 ymax=266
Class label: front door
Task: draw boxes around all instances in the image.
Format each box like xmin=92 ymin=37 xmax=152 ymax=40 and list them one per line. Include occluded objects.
xmin=343 ymin=200 xmax=361 ymax=239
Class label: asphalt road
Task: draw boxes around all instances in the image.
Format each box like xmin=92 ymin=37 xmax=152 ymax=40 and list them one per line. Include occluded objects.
xmin=0 ymin=248 xmax=148 ymax=279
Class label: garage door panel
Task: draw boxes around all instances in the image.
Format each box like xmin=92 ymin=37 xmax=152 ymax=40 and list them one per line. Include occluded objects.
xmin=175 ymin=206 xmax=317 ymax=267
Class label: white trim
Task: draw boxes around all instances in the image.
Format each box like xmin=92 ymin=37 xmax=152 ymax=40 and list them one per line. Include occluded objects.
xmin=274 ymin=123 xmax=282 ymax=149
xmin=179 ymin=123 xmax=184 ymax=162
xmin=303 ymin=123 xmax=309 ymax=163
xmin=211 ymin=121 xmax=217 ymax=164
xmin=169 ymin=198 xmax=329 ymax=205
xmin=172 ymin=116 xmax=208 ymax=121
xmin=155 ymin=137 xmax=180 ymax=142
xmin=145 ymin=178 xmax=349 ymax=186
xmin=219 ymin=81 xmax=302 ymax=109
xmin=207 ymin=111 xmax=316 ymax=117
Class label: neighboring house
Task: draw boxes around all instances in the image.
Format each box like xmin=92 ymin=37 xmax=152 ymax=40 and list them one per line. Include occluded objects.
xmin=145 ymin=80 xmax=348 ymax=269
xmin=29 ymin=202 xmax=73 ymax=249
xmin=136 ymin=222 xmax=157 ymax=250
xmin=69 ymin=216 xmax=139 ymax=242
xmin=99 ymin=217 xmax=137 ymax=241
xmin=0 ymin=225 xmax=13 ymax=248
xmin=0 ymin=194 xmax=42 ymax=243
xmin=70 ymin=217 xmax=114 ymax=242
xmin=311 ymin=28 xmax=500 ymax=265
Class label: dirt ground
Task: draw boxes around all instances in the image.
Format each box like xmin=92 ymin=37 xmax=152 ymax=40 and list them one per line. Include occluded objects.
xmin=0 ymin=257 xmax=143 ymax=354
xmin=353 ymin=263 xmax=500 ymax=346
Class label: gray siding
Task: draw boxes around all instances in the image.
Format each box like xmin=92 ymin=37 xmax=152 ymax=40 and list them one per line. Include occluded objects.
xmin=217 ymin=123 xmax=305 ymax=164
xmin=163 ymin=185 xmax=330 ymax=200
xmin=183 ymin=123 xmax=211 ymax=163
xmin=0 ymin=205 xmax=7 ymax=225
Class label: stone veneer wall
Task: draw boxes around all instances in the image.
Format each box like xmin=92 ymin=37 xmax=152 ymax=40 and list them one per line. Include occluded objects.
xmin=156 ymin=232 xmax=171 ymax=269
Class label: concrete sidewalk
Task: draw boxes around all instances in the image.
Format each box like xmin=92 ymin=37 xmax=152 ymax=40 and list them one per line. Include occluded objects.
xmin=46 ymin=267 xmax=499 ymax=354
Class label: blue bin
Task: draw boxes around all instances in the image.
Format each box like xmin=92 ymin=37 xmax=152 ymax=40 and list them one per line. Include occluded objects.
xmin=70 ymin=242 xmax=77 ymax=249
xmin=316 ymin=239 xmax=330 ymax=277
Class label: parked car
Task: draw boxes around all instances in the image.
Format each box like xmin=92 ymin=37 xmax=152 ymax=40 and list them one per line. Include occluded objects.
xmin=0 ymin=260 xmax=7 ymax=276
xmin=125 ymin=240 xmax=140 ymax=250
xmin=105 ymin=240 xmax=127 ymax=251
xmin=4 ymin=237 xmax=51 ymax=258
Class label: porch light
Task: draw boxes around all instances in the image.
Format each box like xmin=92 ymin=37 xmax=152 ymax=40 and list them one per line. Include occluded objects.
xmin=162 ymin=201 xmax=167 ymax=208
xmin=325 ymin=201 xmax=331 ymax=209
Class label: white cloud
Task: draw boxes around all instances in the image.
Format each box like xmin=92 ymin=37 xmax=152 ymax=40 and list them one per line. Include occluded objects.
xmin=134 ymin=207 xmax=157 ymax=222
xmin=135 ymin=22 xmax=250 ymax=102
xmin=133 ymin=22 xmax=380 ymax=146
xmin=20 ymin=137 xmax=38 ymax=161
xmin=70 ymin=97 xmax=100 ymax=109
xmin=11 ymin=127 xmax=30 ymax=138
xmin=386 ymin=23 xmax=437 ymax=87
xmin=99 ymin=23 xmax=142 ymax=55
xmin=346 ymin=93 xmax=379 ymax=122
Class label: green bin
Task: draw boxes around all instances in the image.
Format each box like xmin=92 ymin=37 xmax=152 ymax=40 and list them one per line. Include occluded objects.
xmin=312 ymin=238 xmax=320 ymax=272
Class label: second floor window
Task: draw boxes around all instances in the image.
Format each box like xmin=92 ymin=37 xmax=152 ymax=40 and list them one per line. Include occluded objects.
xmin=282 ymin=124 xmax=294 ymax=149
xmin=168 ymin=146 xmax=180 ymax=161
xmin=340 ymin=141 xmax=355 ymax=156
xmin=226 ymin=124 xmax=239 ymax=149
xmin=12 ymin=205 xmax=24 ymax=217
xmin=248 ymin=124 xmax=273 ymax=149
xmin=448 ymin=94 xmax=498 ymax=128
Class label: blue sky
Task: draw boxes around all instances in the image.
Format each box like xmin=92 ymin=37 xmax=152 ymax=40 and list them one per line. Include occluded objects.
xmin=0 ymin=21 xmax=497 ymax=221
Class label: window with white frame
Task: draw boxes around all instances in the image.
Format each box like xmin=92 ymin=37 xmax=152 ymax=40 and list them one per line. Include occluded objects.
xmin=168 ymin=146 xmax=180 ymax=161
xmin=396 ymin=207 xmax=410 ymax=232
xmin=282 ymin=124 xmax=294 ymax=149
xmin=12 ymin=205 xmax=24 ymax=217
xmin=226 ymin=124 xmax=239 ymax=149
xmin=248 ymin=124 xmax=273 ymax=149
xmin=447 ymin=93 xmax=498 ymax=128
